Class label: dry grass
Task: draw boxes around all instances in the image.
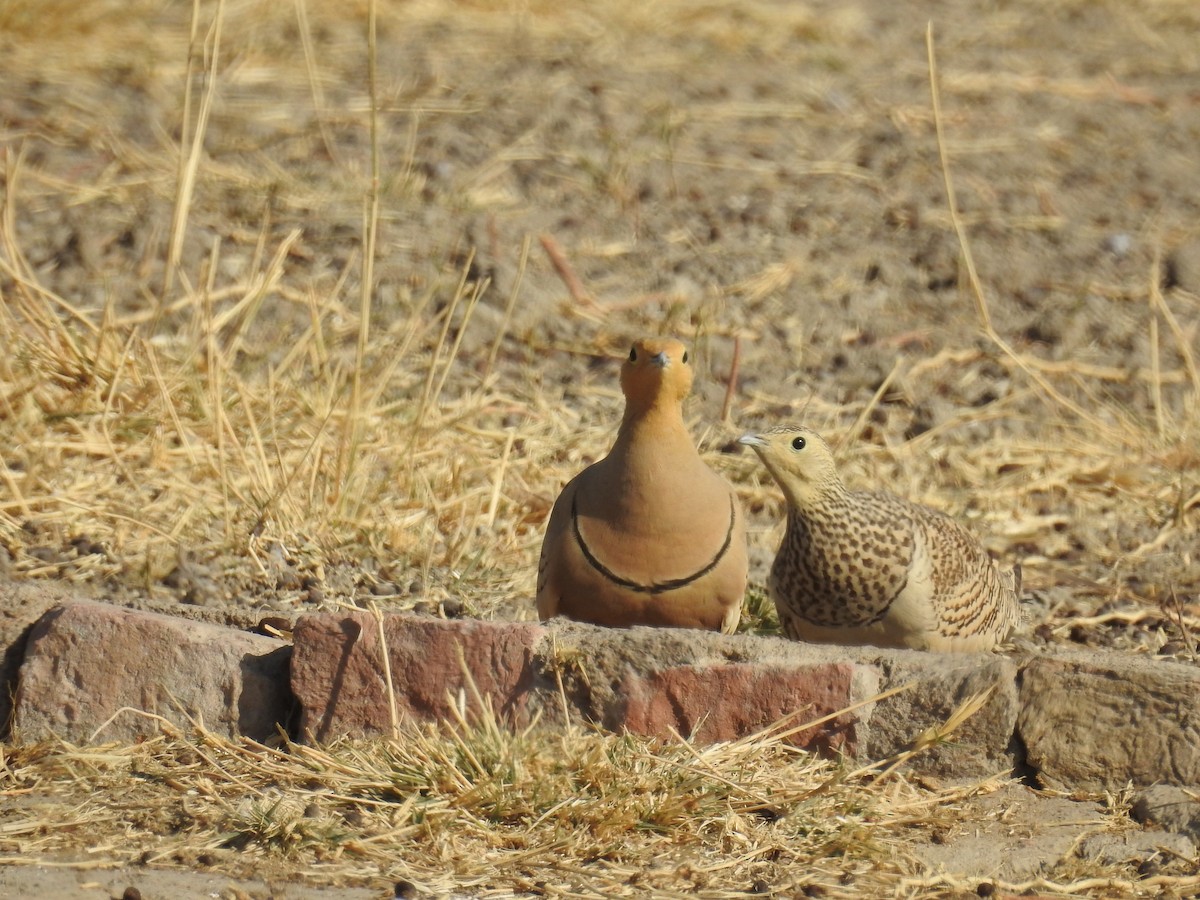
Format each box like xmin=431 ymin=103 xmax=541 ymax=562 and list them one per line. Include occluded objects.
xmin=0 ymin=0 xmax=1196 ymax=624
xmin=5 ymin=695 xmax=1200 ymax=897
xmin=0 ymin=704 xmax=935 ymax=896
xmin=1 ymin=0 xmax=1199 ymax=894
xmin=3 ymin=699 xmax=1197 ymax=898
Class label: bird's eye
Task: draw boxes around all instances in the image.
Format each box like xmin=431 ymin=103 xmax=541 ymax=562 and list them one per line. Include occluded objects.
xmin=791 ymin=436 xmax=806 ymax=451
xmin=628 ymin=347 xmax=637 ymax=362
xmin=682 ymin=350 xmax=689 ymax=363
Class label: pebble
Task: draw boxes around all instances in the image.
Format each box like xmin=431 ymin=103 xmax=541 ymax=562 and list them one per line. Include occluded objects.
xmin=1103 ymin=233 xmax=1133 ymax=257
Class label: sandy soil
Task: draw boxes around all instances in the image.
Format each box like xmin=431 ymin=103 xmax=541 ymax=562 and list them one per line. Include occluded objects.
xmin=2 ymin=0 xmax=1199 ymax=896
xmin=1 ymin=0 xmax=1197 ymax=635
xmin=0 ymin=864 xmax=381 ymax=900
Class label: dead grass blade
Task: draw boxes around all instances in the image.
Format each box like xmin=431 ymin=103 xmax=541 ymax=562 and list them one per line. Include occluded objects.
xmin=926 ymin=23 xmax=1137 ymax=444
xmin=162 ymin=0 xmax=226 ymax=304
xmin=0 ymin=687 xmax=1020 ymax=897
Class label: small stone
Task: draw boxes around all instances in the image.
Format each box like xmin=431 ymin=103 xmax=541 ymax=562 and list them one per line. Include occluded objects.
xmin=122 ymin=888 xmax=143 ymax=900
xmin=1131 ymin=785 xmax=1200 ymax=839
xmin=752 ymin=807 xmax=783 ymax=823
xmin=1164 ymin=236 xmax=1200 ymax=292
xmin=253 ymin=616 xmax=291 ymax=637
xmin=1103 ymin=233 xmax=1133 ymax=257
xmin=181 ymin=586 xmax=212 ymax=607
xmin=440 ymin=598 xmax=464 ymax=618
xmin=370 ymin=581 xmax=399 ymax=597
xmin=275 ymin=570 xmax=303 ymax=591
xmin=161 ymin=565 xmax=188 ymax=589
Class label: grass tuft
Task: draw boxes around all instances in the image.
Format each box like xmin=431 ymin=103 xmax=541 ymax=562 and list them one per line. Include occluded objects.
xmin=0 ymin=0 xmax=1198 ymax=893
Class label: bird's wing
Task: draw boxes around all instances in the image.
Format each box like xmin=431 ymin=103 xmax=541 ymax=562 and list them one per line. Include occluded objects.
xmin=535 ymin=470 xmax=585 ymax=621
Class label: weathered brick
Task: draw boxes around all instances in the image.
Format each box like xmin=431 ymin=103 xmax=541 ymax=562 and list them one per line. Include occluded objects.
xmin=613 ymin=661 xmax=868 ymax=753
xmin=539 ymin=623 xmax=1019 ymax=776
xmin=13 ymin=601 xmax=291 ymax=743
xmin=864 ymin=652 xmax=1019 ymax=777
xmin=291 ymin=613 xmax=546 ymax=741
xmin=1 ymin=579 xmax=80 ymax=738
xmin=1018 ymin=654 xmax=1200 ymax=790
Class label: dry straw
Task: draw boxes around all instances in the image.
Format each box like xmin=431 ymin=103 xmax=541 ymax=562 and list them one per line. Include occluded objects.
xmin=5 ymin=688 xmax=1200 ymax=896
xmin=0 ymin=0 xmax=1195 ymax=626
xmin=0 ymin=686 xmax=1079 ymax=896
xmin=0 ymin=0 xmax=1198 ymax=894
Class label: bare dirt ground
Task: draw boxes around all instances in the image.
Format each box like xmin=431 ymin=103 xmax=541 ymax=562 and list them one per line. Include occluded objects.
xmin=1 ymin=0 xmax=1199 ymax=896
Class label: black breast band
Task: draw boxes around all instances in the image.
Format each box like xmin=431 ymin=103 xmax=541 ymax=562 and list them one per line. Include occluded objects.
xmin=570 ymin=493 xmax=736 ymax=594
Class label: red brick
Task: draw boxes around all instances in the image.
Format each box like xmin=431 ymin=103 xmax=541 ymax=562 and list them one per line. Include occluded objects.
xmin=291 ymin=613 xmax=546 ymax=742
xmin=13 ymin=601 xmax=290 ymax=744
xmin=614 ymin=662 xmax=862 ymax=753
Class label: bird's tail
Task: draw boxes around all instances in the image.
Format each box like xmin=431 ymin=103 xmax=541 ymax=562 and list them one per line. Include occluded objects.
xmin=1008 ymin=561 xmax=1023 ymax=598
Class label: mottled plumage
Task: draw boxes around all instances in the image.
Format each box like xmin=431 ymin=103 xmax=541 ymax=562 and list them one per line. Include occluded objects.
xmin=537 ymin=338 xmax=748 ymax=632
xmin=740 ymin=425 xmax=1020 ymax=652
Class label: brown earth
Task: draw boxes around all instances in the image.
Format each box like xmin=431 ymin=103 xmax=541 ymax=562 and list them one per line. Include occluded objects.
xmin=0 ymin=0 xmax=1196 ymax=642
xmin=2 ymin=0 xmax=1199 ymax=896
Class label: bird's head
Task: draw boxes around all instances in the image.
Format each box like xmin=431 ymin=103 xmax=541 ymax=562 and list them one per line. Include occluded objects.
xmin=619 ymin=337 xmax=693 ymax=413
xmin=738 ymin=425 xmax=841 ymax=508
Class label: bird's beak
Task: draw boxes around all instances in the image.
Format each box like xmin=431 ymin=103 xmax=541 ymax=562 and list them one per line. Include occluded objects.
xmin=737 ymin=433 xmax=767 ymax=448
xmin=649 ymin=351 xmax=670 ymax=368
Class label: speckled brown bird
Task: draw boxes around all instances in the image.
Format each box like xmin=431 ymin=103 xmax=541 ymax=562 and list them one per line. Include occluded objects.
xmin=739 ymin=424 xmax=1020 ymax=652
xmin=536 ymin=337 xmax=748 ymax=633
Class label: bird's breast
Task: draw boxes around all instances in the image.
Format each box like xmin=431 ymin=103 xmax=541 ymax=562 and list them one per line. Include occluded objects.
xmin=572 ymin=479 xmax=738 ymax=587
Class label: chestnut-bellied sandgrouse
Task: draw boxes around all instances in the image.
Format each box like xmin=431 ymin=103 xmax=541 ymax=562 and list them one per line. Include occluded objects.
xmin=537 ymin=337 xmax=748 ymax=632
xmin=739 ymin=425 xmax=1020 ymax=652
